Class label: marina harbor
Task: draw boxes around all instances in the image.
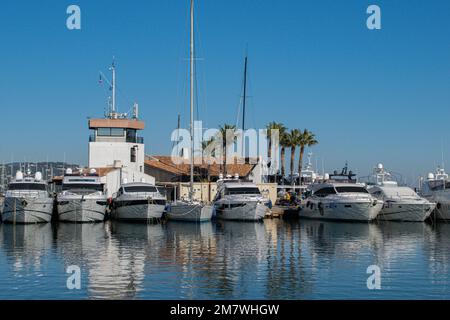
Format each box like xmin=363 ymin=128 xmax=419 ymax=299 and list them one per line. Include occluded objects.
xmin=1 ymin=0 xmax=450 ymax=302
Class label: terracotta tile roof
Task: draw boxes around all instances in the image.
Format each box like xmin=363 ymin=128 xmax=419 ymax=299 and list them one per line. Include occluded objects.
xmin=144 ymin=155 xmax=256 ymax=177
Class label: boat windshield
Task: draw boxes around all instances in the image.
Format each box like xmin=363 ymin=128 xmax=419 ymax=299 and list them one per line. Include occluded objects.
xmin=335 ymin=186 xmax=368 ymax=194
xmin=124 ymin=186 xmax=158 ymax=193
xmin=9 ymin=183 xmax=46 ymax=191
xmin=62 ymin=184 xmax=103 ymax=192
xmin=225 ymin=187 xmax=261 ymax=195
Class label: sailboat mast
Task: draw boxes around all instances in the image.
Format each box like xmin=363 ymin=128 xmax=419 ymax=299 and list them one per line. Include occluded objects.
xmin=189 ymin=0 xmax=195 ymax=199
xmin=242 ymin=56 xmax=248 ymax=132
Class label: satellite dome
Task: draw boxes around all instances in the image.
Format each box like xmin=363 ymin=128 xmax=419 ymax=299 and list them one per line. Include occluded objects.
xmin=66 ymin=168 xmax=73 ymax=175
xmin=427 ymin=173 xmax=435 ymax=180
xmin=35 ymin=171 xmax=42 ymax=181
xmin=324 ymin=173 xmax=330 ymax=180
xmin=377 ymin=163 xmax=383 ymax=169
xmin=89 ymin=169 xmax=97 ymax=175
xmin=15 ymin=171 xmax=24 ymax=181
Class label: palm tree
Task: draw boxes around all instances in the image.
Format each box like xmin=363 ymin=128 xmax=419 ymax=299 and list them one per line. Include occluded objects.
xmin=218 ymin=124 xmax=237 ymax=173
xmin=266 ymin=122 xmax=286 ymax=160
xmin=280 ymin=131 xmax=289 ymax=182
xmin=284 ymin=129 xmax=301 ymax=184
xmin=202 ymin=137 xmax=216 ymax=182
xmin=297 ymin=129 xmax=318 ymax=185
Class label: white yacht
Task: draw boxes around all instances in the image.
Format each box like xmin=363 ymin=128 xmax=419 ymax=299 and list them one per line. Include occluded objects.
xmin=420 ymin=167 xmax=450 ymax=220
xmin=57 ymin=168 xmax=107 ymax=223
xmin=1 ymin=171 xmax=54 ymax=223
xmin=112 ymin=181 xmax=166 ymax=221
xmin=300 ymin=165 xmax=382 ymax=221
xmin=213 ymin=175 xmax=271 ymax=221
xmin=165 ymin=0 xmax=213 ymax=223
xmin=366 ymin=164 xmax=435 ymax=222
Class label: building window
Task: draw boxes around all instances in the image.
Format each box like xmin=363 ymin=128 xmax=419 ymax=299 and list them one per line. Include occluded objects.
xmin=111 ymin=128 xmax=124 ymax=136
xmin=126 ymin=129 xmax=137 ymax=142
xmin=97 ymin=128 xmax=111 ymax=136
xmin=131 ymin=147 xmax=137 ymax=163
xmin=97 ymin=128 xmax=124 ymax=136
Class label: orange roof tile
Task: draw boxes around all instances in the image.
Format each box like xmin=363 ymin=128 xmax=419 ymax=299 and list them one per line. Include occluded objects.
xmin=145 ymin=155 xmax=256 ymax=177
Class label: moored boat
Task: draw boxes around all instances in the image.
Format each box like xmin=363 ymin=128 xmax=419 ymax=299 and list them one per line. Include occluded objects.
xmin=1 ymin=171 xmax=53 ymax=224
xmin=112 ymin=181 xmax=166 ymax=221
xmin=367 ymin=164 xmax=435 ymax=222
xmin=57 ymin=169 xmax=107 ymax=223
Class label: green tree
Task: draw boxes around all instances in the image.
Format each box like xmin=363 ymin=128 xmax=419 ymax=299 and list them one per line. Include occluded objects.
xmin=297 ymin=129 xmax=318 ymax=185
xmin=284 ymin=129 xmax=302 ymax=184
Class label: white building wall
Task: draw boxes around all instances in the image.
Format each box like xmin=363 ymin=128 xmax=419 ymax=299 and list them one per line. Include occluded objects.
xmin=88 ymin=142 xmax=145 ymax=173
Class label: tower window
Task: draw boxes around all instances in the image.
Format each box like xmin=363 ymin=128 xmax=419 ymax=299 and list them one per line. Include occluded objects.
xmin=131 ymin=147 xmax=137 ymax=163
xmin=97 ymin=128 xmax=124 ymax=136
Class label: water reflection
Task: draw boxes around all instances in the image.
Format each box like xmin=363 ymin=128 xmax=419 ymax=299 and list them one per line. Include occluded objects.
xmin=0 ymin=219 xmax=449 ymax=299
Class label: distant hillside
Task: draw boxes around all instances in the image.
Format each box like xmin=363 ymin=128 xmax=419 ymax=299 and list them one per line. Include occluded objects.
xmin=0 ymin=162 xmax=80 ymax=181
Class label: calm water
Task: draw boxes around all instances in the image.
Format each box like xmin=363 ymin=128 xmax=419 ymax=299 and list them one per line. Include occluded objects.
xmin=0 ymin=219 xmax=449 ymax=300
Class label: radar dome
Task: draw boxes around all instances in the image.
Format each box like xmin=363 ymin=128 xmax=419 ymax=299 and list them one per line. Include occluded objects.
xmin=15 ymin=171 xmax=24 ymax=181
xmin=377 ymin=163 xmax=383 ymax=169
xmin=427 ymin=173 xmax=435 ymax=180
xmin=66 ymin=168 xmax=73 ymax=175
xmin=89 ymin=169 xmax=97 ymax=175
xmin=35 ymin=172 xmax=42 ymax=181
xmin=324 ymin=173 xmax=330 ymax=180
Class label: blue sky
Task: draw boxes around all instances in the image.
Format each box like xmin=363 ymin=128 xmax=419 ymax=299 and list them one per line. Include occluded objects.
xmin=0 ymin=0 xmax=449 ymax=182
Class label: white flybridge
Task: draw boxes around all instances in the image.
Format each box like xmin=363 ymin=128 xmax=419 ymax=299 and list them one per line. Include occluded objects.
xmin=57 ymin=168 xmax=108 ymax=222
xmin=421 ymin=167 xmax=450 ymax=220
xmin=300 ymin=164 xmax=383 ymax=221
xmin=165 ymin=0 xmax=213 ymax=222
xmin=212 ymin=174 xmax=271 ymax=221
xmin=366 ymin=164 xmax=435 ymax=222
xmin=111 ymin=181 xmax=166 ymax=221
xmin=1 ymin=170 xmax=53 ymax=223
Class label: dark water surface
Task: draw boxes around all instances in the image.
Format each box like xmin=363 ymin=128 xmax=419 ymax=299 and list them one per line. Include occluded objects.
xmin=0 ymin=219 xmax=449 ymax=299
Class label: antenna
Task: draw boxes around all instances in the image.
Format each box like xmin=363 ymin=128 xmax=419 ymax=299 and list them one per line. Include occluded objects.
xmin=109 ymin=59 xmax=116 ymax=116
xmin=133 ymin=102 xmax=139 ymax=119
xmin=441 ymin=137 xmax=445 ymax=170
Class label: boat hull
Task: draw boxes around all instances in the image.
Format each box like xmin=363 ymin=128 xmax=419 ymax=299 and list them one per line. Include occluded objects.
xmin=432 ymin=202 xmax=450 ymax=220
xmin=166 ymin=203 xmax=213 ymax=222
xmin=113 ymin=201 xmax=165 ymax=221
xmin=300 ymin=200 xmax=382 ymax=222
xmin=378 ymin=202 xmax=435 ymax=222
xmin=57 ymin=199 xmax=106 ymax=223
xmin=2 ymin=197 xmax=53 ymax=224
xmin=214 ymin=201 xmax=267 ymax=221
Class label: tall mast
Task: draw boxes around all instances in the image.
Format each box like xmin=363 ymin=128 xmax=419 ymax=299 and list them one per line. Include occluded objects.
xmin=110 ymin=60 xmax=116 ymax=116
xmin=242 ymin=56 xmax=248 ymax=132
xmin=189 ymin=0 xmax=195 ymax=199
